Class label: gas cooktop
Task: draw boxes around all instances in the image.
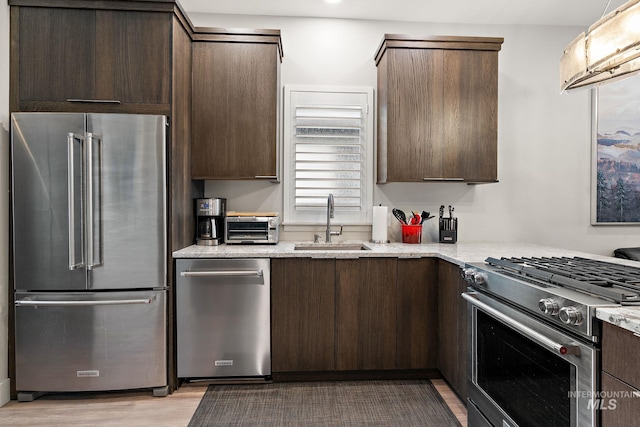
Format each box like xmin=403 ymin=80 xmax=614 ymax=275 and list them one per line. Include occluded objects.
xmin=485 ymin=256 xmax=640 ymax=305
xmin=463 ymin=256 xmax=640 ymax=340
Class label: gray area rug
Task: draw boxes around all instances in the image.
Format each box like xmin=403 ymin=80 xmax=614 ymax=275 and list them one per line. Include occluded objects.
xmin=188 ymin=379 xmax=462 ymax=426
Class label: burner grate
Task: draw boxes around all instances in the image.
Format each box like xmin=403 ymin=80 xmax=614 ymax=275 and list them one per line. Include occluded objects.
xmin=486 ymin=256 xmax=640 ymax=304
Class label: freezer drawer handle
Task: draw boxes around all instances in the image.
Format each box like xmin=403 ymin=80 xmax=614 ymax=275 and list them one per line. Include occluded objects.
xmin=462 ymin=292 xmax=581 ymax=357
xmin=180 ymin=269 xmax=263 ymax=278
xmin=15 ymin=297 xmax=155 ymax=307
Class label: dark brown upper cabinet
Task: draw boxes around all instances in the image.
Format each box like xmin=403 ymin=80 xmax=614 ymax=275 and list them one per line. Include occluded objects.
xmin=191 ymin=28 xmax=283 ymax=180
xmin=10 ymin=2 xmax=173 ymax=114
xmin=375 ymin=35 xmax=503 ymax=184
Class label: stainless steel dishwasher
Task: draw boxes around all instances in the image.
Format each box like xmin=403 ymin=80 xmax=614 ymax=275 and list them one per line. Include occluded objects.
xmin=176 ymin=258 xmax=271 ymax=380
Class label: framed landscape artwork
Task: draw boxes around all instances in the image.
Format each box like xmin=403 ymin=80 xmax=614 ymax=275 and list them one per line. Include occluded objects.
xmin=592 ymin=75 xmax=640 ymax=225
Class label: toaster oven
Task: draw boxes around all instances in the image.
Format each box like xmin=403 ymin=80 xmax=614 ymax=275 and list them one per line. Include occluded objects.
xmin=225 ymin=212 xmax=280 ymax=244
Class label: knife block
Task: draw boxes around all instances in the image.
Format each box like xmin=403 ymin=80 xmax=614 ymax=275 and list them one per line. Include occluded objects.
xmin=439 ymin=217 xmax=457 ymax=244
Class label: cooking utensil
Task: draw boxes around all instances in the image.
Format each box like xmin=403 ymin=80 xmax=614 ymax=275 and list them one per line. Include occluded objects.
xmin=420 ymin=211 xmax=434 ymax=224
xmin=410 ymin=211 xmax=421 ymax=225
xmin=392 ymin=208 xmax=407 ymax=225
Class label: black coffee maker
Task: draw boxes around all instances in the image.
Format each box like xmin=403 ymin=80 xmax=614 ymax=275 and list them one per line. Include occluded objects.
xmin=196 ymin=198 xmax=226 ymax=246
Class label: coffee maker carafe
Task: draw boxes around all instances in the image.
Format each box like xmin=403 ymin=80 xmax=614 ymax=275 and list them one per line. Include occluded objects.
xmin=196 ymin=198 xmax=226 ymax=246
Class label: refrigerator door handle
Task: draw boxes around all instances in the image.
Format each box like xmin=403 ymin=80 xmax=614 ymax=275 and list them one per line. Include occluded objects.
xmin=15 ymin=296 xmax=156 ymax=307
xmin=86 ymin=133 xmax=103 ymax=270
xmin=67 ymin=133 xmax=85 ymax=270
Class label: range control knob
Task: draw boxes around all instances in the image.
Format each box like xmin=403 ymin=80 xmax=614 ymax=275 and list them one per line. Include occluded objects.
xmin=559 ymin=306 xmax=583 ymax=326
xmin=538 ymin=299 xmax=560 ymax=316
xmin=462 ymin=268 xmax=477 ymax=283
xmin=473 ymin=272 xmax=487 ymax=286
xmin=461 ymin=268 xmax=487 ymax=286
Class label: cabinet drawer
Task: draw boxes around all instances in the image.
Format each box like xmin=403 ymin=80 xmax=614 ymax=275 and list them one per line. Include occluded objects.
xmin=602 ymin=322 xmax=640 ymax=390
xmin=601 ymin=372 xmax=640 ymax=427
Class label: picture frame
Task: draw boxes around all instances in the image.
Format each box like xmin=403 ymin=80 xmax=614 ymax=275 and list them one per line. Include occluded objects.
xmin=591 ymin=75 xmax=640 ymax=225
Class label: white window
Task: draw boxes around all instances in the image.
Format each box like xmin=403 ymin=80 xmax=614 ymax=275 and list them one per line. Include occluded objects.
xmin=283 ymin=85 xmax=374 ymax=225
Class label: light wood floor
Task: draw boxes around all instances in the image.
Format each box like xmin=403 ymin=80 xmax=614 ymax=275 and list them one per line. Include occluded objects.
xmin=432 ymin=379 xmax=468 ymax=426
xmin=0 ymin=379 xmax=467 ymax=426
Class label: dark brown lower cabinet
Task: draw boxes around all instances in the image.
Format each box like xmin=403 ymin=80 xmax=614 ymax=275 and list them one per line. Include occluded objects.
xmin=396 ymin=258 xmax=438 ymax=369
xmin=271 ymin=256 xmax=440 ymax=379
xmin=601 ymin=372 xmax=640 ymax=427
xmin=271 ymin=258 xmax=335 ymax=372
xmin=601 ymin=322 xmax=640 ymax=427
xmin=437 ymin=260 xmax=468 ymax=400
xmin=336 ymin=258 xmax=398 ymax=370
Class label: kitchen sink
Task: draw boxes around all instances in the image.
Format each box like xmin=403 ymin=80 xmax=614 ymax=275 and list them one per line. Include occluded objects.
xmin=294 ymin=242 xmax=371 ymax=251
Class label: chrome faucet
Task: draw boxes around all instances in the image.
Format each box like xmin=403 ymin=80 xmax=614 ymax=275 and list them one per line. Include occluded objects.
xmin=326 ymin=193 xmax=343 ymax=243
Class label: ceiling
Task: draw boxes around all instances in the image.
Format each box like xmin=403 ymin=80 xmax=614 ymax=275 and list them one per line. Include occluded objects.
xmin=180 ymin=0 xmax=628 ymax=27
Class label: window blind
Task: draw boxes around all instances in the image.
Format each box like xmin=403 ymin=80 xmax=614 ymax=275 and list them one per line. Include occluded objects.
xmin=283 ymin=86 xmax=373 ymax=225
xmin=294 ymin=104 xmax=365 ymax=211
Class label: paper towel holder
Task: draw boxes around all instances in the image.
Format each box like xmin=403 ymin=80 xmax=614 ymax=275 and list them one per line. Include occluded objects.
xmin=371 ymin=204 xmax=390 ymax=244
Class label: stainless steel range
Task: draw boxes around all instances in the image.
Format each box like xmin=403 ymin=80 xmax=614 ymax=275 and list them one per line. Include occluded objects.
xmin=462 ymin=256 xmax=640 ymax=427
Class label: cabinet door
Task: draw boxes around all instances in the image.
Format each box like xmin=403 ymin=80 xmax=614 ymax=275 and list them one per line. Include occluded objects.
xmin=376 ymin=36 xmax=501 ymax=184
xmin=16 ymin=7 xmax=96 ymax=103
xmin=443 ymin=50 xmax=499 ymax=182
xmin=383 ymin=49 xmax=444 ymax=182
xmin=13 ymin=7 xmax=170 ymax=112
xmin=95 ymin=11 xmax=171 ymax=105
xmin=271 ymin=258 xmax=335 ymax=372
xmin=438 ymin=260 xmax=468 ymax=399
xmin=192 ymin=42 xmax=279 ymax=179
xmin=336 ymin=258 xmax=397 ymax=370
xmin=396 ymin=258 xmax=438 ymax=369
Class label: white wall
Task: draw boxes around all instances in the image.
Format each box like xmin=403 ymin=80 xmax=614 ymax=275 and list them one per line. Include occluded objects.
xmin=193 ymin=13 xmax=640 ymax=256
xmin=1 ymin=0 xmax=10 ymax=408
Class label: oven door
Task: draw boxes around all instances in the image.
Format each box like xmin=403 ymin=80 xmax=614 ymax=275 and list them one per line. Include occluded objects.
xmin=463 ymin=291 xmax=598 ymax=427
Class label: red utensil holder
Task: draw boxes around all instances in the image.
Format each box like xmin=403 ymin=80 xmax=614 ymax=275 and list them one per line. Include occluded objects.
xmin=401 ymin=224 xmax=422 ymax=244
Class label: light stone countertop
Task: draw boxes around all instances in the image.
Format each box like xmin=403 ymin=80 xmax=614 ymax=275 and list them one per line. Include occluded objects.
xmin=173 ymin=241 xmax=640 ymax=334
xmin=596 ymin=307 xmax=640 ymax=336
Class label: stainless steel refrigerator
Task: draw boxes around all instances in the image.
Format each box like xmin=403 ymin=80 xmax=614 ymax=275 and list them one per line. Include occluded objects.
xmin=11 ymin=113 xmax=168 ymax=401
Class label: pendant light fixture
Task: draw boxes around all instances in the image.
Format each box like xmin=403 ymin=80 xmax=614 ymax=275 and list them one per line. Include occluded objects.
xmin=560 ymin=0 xmax=640 ymax=92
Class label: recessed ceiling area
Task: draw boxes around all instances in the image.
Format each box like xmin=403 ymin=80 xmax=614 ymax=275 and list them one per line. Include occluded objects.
xmin=180 ymin=0 xmax=628 ymax=27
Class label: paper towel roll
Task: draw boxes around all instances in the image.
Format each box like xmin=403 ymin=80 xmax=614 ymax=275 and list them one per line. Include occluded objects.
xmin=371 ymin=205 xmax=388 ymax=243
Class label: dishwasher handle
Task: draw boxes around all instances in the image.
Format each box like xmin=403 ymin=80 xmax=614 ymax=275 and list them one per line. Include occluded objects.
xmin=180 ymin=269 xmax=264 ymax=278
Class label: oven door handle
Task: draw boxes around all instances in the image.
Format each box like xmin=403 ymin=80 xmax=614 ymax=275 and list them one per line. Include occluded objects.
xmin=462 ymin=292 xmax=580 ymax=356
